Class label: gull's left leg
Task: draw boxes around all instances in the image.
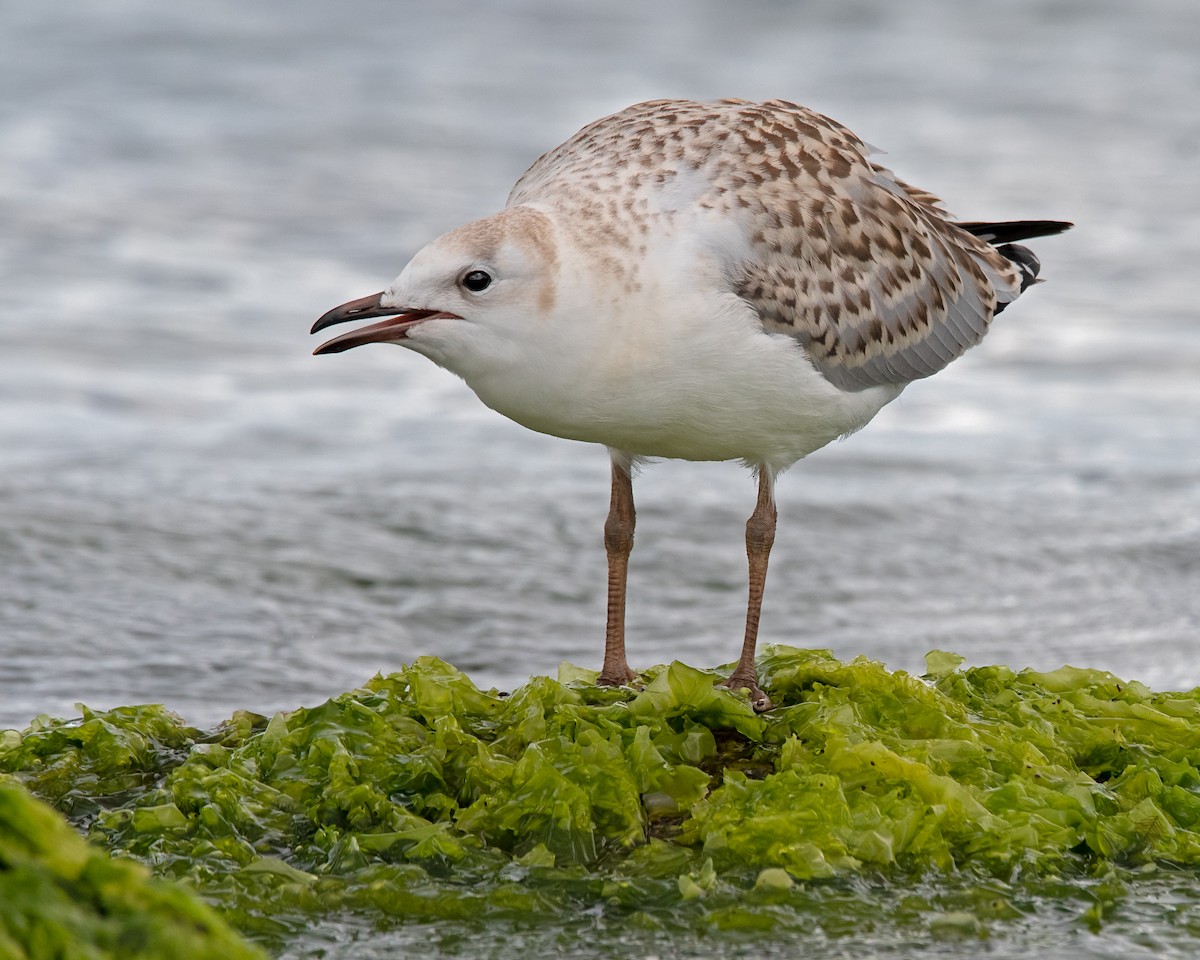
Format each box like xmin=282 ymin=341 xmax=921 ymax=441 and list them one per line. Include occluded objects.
xmin=724 ymin=467 xmax=776 ymax=712
xmin=598 ymin=455 xmax=638 ymax=685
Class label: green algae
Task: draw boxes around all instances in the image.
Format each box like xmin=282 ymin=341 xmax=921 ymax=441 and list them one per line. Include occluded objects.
xmin=4 ymin=646 xmax=1200 ymax=956
xmin=0 ymin=780 xmax=264 ymax=960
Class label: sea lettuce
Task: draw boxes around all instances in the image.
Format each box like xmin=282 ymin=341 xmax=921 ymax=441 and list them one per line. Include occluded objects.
xmin=4 ymin=646 xmax=1200 ymax=953
xmin=0 ymin=779 xmax=263 ymax=959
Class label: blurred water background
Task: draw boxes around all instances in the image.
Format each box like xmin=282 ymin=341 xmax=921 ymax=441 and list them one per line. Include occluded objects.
xmin=1 ymin=0 xmax=1197 ymax=736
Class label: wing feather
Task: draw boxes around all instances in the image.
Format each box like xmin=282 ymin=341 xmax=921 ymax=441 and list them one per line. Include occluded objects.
xmin=509 ymin=99 xmax=1056 ymax=392
xmin=730 ymin=121 xmax=1029 ymax=391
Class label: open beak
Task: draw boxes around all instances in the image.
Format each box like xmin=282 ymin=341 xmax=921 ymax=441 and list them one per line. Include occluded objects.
xmin=311 ymin=292 xmax=457 ymax=355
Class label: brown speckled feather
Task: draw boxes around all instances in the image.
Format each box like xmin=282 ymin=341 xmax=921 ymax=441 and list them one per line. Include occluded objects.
xmin=510 ymin=98 xmax=1054 ymax=392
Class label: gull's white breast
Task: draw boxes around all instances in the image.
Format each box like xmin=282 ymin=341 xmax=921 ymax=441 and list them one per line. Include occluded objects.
xmin=452 ymin=207 xmax=902 ymax=471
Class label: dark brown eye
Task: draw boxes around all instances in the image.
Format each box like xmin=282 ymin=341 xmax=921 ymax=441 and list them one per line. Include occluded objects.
xmin=462 ymin=270 xmax=492 ymax=292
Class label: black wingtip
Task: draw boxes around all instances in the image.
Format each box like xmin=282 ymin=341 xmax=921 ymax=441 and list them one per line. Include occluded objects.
xmin=955 ymin=219 xmax=1073 ymax=244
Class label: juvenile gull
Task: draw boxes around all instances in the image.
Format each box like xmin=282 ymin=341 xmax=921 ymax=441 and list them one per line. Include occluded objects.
xmin=312 ymin=98 xmax=1070 ymax=710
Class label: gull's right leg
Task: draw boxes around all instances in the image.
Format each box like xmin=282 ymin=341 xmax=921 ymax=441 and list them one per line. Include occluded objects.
xmin=723 ymin=466 xmax=777 ymax=712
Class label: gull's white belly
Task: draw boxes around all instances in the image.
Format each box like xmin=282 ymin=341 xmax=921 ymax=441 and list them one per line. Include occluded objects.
xmin=464 ymin=323 xmax=904 ymax=470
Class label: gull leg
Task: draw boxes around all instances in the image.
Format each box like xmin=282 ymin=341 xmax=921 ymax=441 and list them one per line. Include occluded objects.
xmin=599 ymin=456 xmax=637 ymax=685
xmin=724 ymin=468 xmax=776 ymax=711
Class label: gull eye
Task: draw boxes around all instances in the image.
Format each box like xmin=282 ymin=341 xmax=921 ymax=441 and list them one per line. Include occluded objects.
xmin=462 ymin=269 xmax=492 ymax=292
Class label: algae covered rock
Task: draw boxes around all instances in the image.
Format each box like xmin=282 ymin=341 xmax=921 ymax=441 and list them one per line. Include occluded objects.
xmin=4 ymin=646 xmax=1200 ymax=953
xmin=0 ymin=779 xmax=264 ymax=960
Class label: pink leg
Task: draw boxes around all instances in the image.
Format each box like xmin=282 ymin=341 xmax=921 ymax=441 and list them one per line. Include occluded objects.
xmin=724 ymin=469 xmax=776 ymax=711
xmin=598 ymin=458 xmax=637 ymax=685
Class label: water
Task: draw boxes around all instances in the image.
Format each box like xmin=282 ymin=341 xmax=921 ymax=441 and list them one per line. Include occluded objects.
xmin=1 ymin=0 xmax=1198 ymax=748
xmin=1 ymin=0 xmax=1197 ymax=728
xmin=2 ymin=1 xmax=1199 ymax=955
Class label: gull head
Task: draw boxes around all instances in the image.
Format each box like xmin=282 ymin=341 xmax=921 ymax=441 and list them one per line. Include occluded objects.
xmin=312 ymin=205 xmax=565 ymax=383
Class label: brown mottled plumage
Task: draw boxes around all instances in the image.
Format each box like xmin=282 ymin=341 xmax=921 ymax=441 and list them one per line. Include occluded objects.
xmin=314 ymin=99 xmax=1071 ymax=709
xmin=510 ymin=98 xmax=1063 ymax=391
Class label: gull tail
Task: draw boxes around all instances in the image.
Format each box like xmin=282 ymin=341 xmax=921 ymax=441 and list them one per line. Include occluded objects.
xmin=955 ymin=219 xmax=1073 ymax=306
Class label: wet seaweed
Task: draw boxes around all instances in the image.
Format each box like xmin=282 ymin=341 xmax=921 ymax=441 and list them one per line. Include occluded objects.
xmin=5 ymin=646 xmax=1200 ymax=955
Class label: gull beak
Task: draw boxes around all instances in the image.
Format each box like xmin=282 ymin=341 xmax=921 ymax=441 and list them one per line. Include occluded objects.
xmin=311 ymin=292 xmax=456 ymax=355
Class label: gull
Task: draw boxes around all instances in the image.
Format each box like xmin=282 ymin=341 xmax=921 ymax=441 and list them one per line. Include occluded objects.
xmin=312 ymin=98 xmax=1070 ymax=711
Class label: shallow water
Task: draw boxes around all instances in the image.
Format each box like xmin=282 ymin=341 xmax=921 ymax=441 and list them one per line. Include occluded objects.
xmin=1 ymin=0 xmax=1197 ymax=768
xmin=2 ymin=0 xmax=1197 ymax=729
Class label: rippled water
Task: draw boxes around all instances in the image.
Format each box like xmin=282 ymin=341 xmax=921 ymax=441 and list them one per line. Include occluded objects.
xmin=2 ymin=1 xmax=1197 ymax=740
xmin=3 ymin=2 xmax=1199 ymax=957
